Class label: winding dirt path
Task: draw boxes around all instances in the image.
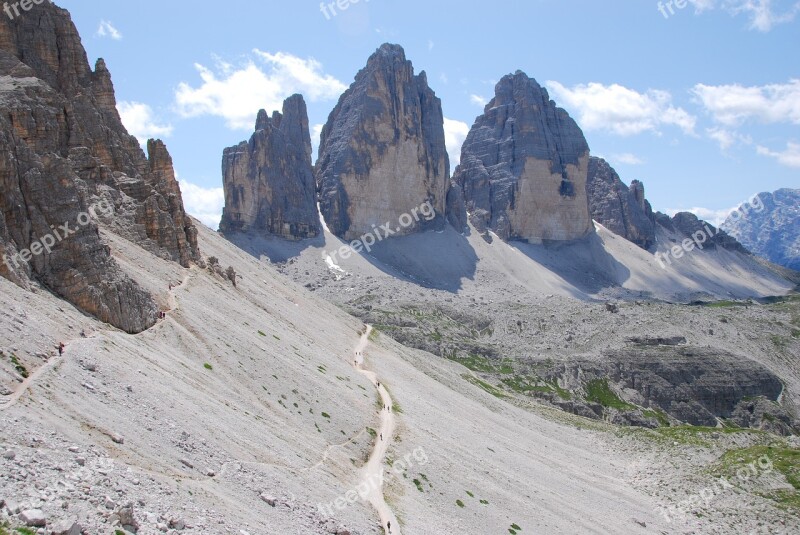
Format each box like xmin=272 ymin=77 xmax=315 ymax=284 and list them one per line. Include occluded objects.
xmin=1 ymin=269 xmax=195 ymax=409
xmin=354 ymin=326 xmax=401 ymax=535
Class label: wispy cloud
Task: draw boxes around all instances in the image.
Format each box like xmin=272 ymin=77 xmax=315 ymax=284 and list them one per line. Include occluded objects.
xmin=612 ymin=153 xmax=645 ymax=165
xmin=690 ymin=0 xmax=800 ymax=31
xmin=546 ymin=81 xmax=696 ymax=136
xmin=469 ymin=94 xmax=488 ymax=107
xmin=96 ymin=20 xmax=122 ymax=40
xmin=757 ymin=141 xmax=800 ymax=167
xmin=692 ymin=79 xmax=800 ymax=127
xmin=175 ymin=50 xmax=346 ymax=130
xmin=117 ymin=101 xmax=173 ymax=144
xmin=178 ymin=179 xmax=225 ymax=230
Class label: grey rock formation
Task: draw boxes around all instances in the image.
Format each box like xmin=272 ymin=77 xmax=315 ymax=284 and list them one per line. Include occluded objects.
xmin=721 ymin=188 xmax=800 ymax=271
xmin=0 ymin=2 xmax=198 ymax=333
xmin=586 ymin=157 xmax=655 ymax=249
xmin=316 ymin=44 xmax=450 ymax=241
xmin=452 ymin=71 xmax=593 ymax=243
xmin=669 ymin=212 xmax=747 ymax=253
xmin=220 ymin=95 xmax=320 ymax=240
xmin=548 ymin=346 xmax=790 ymax=429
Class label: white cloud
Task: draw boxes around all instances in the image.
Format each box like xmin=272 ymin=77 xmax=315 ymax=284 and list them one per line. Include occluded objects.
xmin=692 ymin=79 xmax=800 ymax=127
xmin=428 ymin=40 xmax=435 ymax=51
xmin=96 ymin=20 xmax=122 ymax=40
xmin=706 ymin=127 xmax=752 ymax=150
xmin=443 ymin=118 xmax=470 ymax=167
xmin=178 ymin=179 xmax=225 ymax=230
xmin=175 ymin=50 xmax=346 ymax=130
xmin=690 ymin=0 xmax=800 ymax=31
xmin=545 ymin=81 xmax=697 ymax=136
xmin=469 ymin=94 xmax=488 ymax=107
xmin=117 ymin=101 xmax=173 ymax=144
xmin=612 ymin=153 xmax=645 ymax=165
xmin=666 ymin=206 xmax=739 ymax=226
xmin=757 ymin=141 xmax=800 ymax=167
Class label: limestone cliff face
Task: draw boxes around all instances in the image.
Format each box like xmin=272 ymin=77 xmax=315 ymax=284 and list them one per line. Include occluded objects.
xmin=452 ymin=72 xmax=593 ymax=243
xmin=220 ymin=95 xmax=319 ymax=240
xmin=0 ymin=2 xmax=198 ymax=333
xmin=316 ymin=44 xmax=450 ymax=241
xmin=586 ymin=157 xmax=656 ymax=249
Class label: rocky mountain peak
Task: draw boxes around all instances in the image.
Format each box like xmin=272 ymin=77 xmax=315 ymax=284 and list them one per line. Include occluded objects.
xmin=316 ymin=43 xmax=450 ymax=241
xmin=451 ymin=71 xmax=593 ymax=243
xmin=0 ymin=1 xmax=199 ymax=333
xmin=220 ymin=94 xmax=319 ymax=240
xmin=721 ymin=188 xmax=800 ymax=270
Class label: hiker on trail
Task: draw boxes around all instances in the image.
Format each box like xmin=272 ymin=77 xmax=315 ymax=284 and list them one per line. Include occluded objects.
xmin=387 ymin=521 xmax=391 ymax=533
xmin=380 ymin=433 xmax=383 ymax=441
xmin=58 ymin=342 xmax=65 ymax=356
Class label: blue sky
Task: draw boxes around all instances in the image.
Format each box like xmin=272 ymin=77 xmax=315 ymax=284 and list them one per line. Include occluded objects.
xmin=58 ymin=0 xmax=799 ymax=228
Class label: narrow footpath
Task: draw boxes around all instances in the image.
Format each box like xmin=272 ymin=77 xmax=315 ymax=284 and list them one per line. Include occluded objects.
xmin=354 ymin=326 xmax=401 ymax=535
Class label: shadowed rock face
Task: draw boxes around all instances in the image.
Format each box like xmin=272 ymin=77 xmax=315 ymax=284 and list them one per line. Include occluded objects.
xmin=549 ymin=347 xmax=791 ymax=430
xmin=0 ymin=2 xmax=198 ymax=333
xmin=452 ymin=72 xmax=594 ymax=243
xmin=587 ymin=157 xmax=656 ymax=249
xmin=220 ymin=95 xmax=320 ymax=240
xmin=316 ymin=43 xmax=450 ymax=241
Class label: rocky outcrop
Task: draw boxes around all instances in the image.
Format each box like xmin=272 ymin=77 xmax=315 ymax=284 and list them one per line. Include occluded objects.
xmin=669 ymin=212 xmax=747 ymax=253
xmin=0 ymin=2 xmax=198 ymax=333
xmin=721 ymin=188 xmax=800 ymax=271
xmin=316 ymin=44 xmax=450 ymax=241
xmin=587 ymin=157 xmax=656 ymax=249
xmin=546 ymin=347 xmax=794 ymax=431
xmin=220 ymin=95 xmax=319 ymax=240
xmin=451 ymin=72 xmax=593 ymax=243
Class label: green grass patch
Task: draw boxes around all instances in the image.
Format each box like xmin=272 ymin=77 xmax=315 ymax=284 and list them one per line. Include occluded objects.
xmin=462 ymin=374 xmax=507 ymax=399
xmin=258 ymin=330 xmax=267 ymax=337
xmin=456 ymin=499 xmax=465 ymax=508
xmin=585 ymin=379 xmax=635 ymax=410
xmin=14 ymin=528 xmax=36 ymax=535
xmin=368 ymin=328 xmax=380 ymax=342
xmin=480 ymin=499 xmax=489 ymax=505
xmin=321 ymin=412 xmax=331 ymax=419
xmin=203 ymin=363 xmax=213 ymax=370
xmin=8 ymin=354 xmax=28 ymax=379
xmin=273 ymin=334 xmax=280 ymax=340
xmin=711 ymin=444 xmax=800 ymax=512
xmin=413 ymin=478 xmax=424 ymax=492
xmin=642 ymin=408 xmax=671 ymax=427
xmin=366 ymin=427 xmax=377 ymax=438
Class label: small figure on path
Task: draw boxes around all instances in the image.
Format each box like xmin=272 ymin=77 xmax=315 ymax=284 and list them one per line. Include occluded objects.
xmin=58 ymin=342 xmax=65 ymax=356
xmin=387 ymin=521 xmax=391 ymax=533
